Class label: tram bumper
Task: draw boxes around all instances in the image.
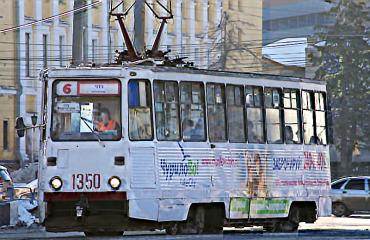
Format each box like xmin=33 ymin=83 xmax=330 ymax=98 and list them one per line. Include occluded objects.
xmin=44 ymin=192 xmax=127 ymax=232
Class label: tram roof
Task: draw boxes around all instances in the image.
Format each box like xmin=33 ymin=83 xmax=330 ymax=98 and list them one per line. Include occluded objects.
xmin=46 ymin=65 xmax=326 ymax=86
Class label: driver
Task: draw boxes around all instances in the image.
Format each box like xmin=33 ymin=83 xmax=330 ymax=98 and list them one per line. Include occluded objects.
xmin=96 ymin=108 xmax=118 ymax=132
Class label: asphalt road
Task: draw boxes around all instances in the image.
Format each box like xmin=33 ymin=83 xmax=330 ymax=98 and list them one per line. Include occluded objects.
xmin=1 ymin=215 xmax=370 ymax=240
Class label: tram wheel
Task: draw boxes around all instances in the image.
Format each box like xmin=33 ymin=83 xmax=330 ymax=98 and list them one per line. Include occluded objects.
xmin=264 ymin=221 xmax=298 ymax=232
xmin=178 ymin=205 xmax=205 ymax=234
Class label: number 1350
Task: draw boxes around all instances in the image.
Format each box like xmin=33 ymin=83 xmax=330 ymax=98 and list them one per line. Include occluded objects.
xmin=72 ymin=174 xmax=101 ymax=190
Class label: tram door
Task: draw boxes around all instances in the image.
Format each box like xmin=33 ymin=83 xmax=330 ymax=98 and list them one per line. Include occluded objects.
xmin=128 ymin=80 xmax=156 ymax=189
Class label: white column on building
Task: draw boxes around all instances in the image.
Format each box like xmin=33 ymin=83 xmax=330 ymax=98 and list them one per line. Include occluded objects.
xmin=189 ymin=0 xmax=196 ymax=62
xmin=175 ymin=0 xmax=182 ymax=55
xmin=51 ymin=0 xmax=60 ymax=66
xmin=34 ymin=0 xmax=45 ymax=163
xmin=101 ymin=1 xmax=110 ymax=63
xmin=202 ymin=0 xmax=209 ymax=68
xmin=215 ymin=0 xmax=222 ymax=28
xmin=17 ymin=0 xmax=28 ymax=162
xmin=214 ymin=0 xmax=223 ymax=63
xmin=86 ymin=0 xmax=93 ymax=62
xmin=145 ymin=0 xmax=154 ymax=48
xmin=67 ymin=0 xmax=74 ymax=59
xmin=160 ymin=0 xmax=168 ymax=48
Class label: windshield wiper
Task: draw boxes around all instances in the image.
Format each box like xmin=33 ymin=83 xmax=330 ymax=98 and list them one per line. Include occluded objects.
xmin=80 ymin=117 xmax=106 ymax=147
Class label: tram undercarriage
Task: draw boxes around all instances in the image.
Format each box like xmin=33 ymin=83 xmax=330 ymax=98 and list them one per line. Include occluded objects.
xmin=44 ymin=193 xmax=317 ymax=235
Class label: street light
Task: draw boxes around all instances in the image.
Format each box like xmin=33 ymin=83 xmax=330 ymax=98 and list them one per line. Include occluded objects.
xmin=31 ymin=114 xmax=38 ymax=163
xmin=31 ymin=114 xmax=37 ymax=126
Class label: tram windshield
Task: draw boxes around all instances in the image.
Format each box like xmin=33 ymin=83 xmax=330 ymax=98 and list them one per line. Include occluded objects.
xmin=51 ymin=80 xmax=121 ymax=141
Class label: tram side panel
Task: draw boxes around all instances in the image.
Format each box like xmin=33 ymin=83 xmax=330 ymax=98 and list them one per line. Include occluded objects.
xmin=153 ymin=143 xmax=331 ymax=222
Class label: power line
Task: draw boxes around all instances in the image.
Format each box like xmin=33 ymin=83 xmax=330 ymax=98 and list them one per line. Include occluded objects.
xmin=0 ymin=0 xmax=102 ymax=33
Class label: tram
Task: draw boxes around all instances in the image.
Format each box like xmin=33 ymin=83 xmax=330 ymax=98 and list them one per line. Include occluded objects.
xmin=14 ymin=1 xmax=331 ymax=235
xmin=23 ymin=65 xmax=330 ymax=235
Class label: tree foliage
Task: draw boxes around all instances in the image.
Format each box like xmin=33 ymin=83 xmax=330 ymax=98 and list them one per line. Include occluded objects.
xmin=313 ymin=0 xmax=369 ymax=175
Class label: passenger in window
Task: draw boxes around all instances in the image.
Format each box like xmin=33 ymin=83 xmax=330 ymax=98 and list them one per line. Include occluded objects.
xmin=309 ymin=135 xmax=321 ymax=145
xmin=192 ymin=118 xmax=205 ymax=140
xmin=129 ymin=108 xmax=152 ymax=140
xmin=96 ymin=108 xmax=119 ymax=132
xmin=182 ymin=119 xmax=194 ymax=140
xmin=248 ymin=121 xmax=262 ymax=143
xmin=285 ymin=126 xmax=294 ymax=144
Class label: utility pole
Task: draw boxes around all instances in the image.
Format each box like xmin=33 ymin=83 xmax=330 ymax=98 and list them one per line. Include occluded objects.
xmin=134 ymin=0 xmax=146 ymax=55
xmin=72 ymin=0 xmax=88 ymax=65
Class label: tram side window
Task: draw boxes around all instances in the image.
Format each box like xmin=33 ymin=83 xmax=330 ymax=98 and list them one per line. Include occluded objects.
xmin=128 ymin=80 xmax=153 ymax=140
xmin=315 ymin=92 xmax=327 ymax=145
xmin=226 ymin=85 xmax=246 ymax=142
xmin=245 ymin=86 xmax=265 ymax=143
xmin=283 ymin=89 xmax=302 ymax=144
xmin=180 ymin=82 xmax=206 ymax=141
xmin=264 ymin=88 xmax=283 ymax=143
xmin=207 ymin=83 xmax=227 ymax=142
xmin=302 ymin=90 xmax=315 ymax=144
xmin=154 ymin=81 xmax=180 ymax=141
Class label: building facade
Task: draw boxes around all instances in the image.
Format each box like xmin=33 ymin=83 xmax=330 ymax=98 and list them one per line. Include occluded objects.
xmin=0 ymin=1 xmax=18 ymax=167
xmin=0 ymin=0 xmax=262 ymax=167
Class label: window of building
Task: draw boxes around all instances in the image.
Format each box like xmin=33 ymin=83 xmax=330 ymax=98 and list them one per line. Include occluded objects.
xmin=180 ymin=82 xmax=206 ymax=142
xmin=226 ymin=85 xmax=245 ymax=142
xmin=302 ymin=90 xmax=315 ymax=144
xmin=92 ymin=39 xmax=97 ymax=62
xmin=245 ymin=86 xmax=264 ymax=143
xmin=59 ymin=36 xmax=64 ymax=67
xmin=128 ymin=80 xmax=153 ymax=140
xmin=25 ymin=33 xmax=30 ymax=77
xmin=264 ymin=88 xmax=283 ymax=144
xmin=43 ymin=34 xmax=48 ymax=68
xmin=315 ymin=92 xmax=327 ymax=145
xmin=283 ymin=89 xmax=302 ymax=144
xmin=207 ymin=83 xmax=227 ymax=142
xmin=154 ymin=81 xmax=180 ymax=141
xmin=3 ymin=120 xmax=8 ymax=150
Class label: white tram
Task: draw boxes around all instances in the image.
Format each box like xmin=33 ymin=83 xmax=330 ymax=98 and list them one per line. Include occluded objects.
xmin=33 ymin=66 xmax=331 ymax=235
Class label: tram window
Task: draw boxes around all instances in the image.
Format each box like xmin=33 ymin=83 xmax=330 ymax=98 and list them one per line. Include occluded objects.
xmin=315 ymin=92 xmax=327 ymax=145
xmin=128 ymin=80 xmax=153 ymax=140
xmin=283 ymin=89 xmax=302 ymax=144
xmin=154 ymin=81 xmax=180 ymax=141
xmin=180 ymin=82 xmax=206 ymax=142
xmin=51 ymin=80 xmax=122 ymax=141
xmin=245 ymin=86 xmax=265 ymax=143
xmin=226 ymin=85 xmax=246 ymax=142
xmin=207 ymin=83 xmax=227 ymax=142
xmin=265 ymin=88 xmax=283 ymax=144
xmin=302 ymin=91 xmax=315 ymax=144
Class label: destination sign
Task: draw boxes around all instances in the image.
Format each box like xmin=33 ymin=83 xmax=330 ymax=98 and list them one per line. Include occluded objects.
xmin=78 ymin=82 xmax=120 ymax=96
xmin=56 ymin=81 xmax=120 ymax=96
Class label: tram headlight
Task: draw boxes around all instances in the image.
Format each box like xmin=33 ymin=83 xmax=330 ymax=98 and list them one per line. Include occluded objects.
xmin=50 ymin=176 xmax=63 ymax=191
xmin=108 ymin=176 xmax=121 ymax=190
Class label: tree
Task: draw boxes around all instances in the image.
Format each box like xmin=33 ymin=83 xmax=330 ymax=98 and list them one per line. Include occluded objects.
xmin=313 ymin=0 xmax=369 ymax=177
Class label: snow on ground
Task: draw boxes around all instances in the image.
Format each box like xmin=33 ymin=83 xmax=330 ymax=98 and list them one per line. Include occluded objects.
xmin=10 ymin=163 xmax=38 ymax=183
xmin=1 ymin=199 xmax=38 ymax=228
xmin=17 ymin=199 xmax=38 ymax=227
xmin=300 ymin=216 xmax=370 ymax=230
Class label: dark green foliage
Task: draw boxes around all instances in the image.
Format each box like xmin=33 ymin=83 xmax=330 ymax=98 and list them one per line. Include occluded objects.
xmin=313 ymin=0 xmax=369 ymax=176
